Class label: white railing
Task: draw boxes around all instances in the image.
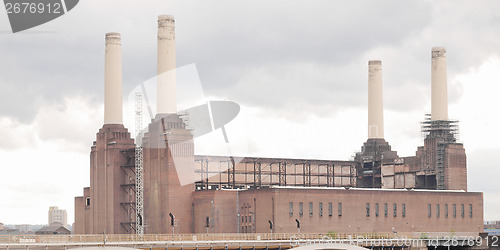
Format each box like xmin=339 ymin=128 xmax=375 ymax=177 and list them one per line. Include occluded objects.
xmin=0 ymin=232 xmax=480 ymax=245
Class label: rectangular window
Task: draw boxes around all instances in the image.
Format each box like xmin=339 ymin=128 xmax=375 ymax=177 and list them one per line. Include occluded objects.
xmin=309 ymin=202 xmax=313 ymax=217
xmin=299 ymin=202 xmax=303 ymax=217
xmin=469 ymin=204 xmax=473 ymax=218
xmin=328 ymin=202 xmax=333 ymax=217
xmin=428 ymin=204 xmax=432 ymax=217
xmin=289 ymin=202 xmax=293 ymax=217
xmin=375 ymin=203 xmax=379 ymax=217
xmin=402 ymin=204 xmax=406 ymax=217
xmin=85 ymin=197 xmax=90 ymax=206
xmin=461 ymin=204 xmax=464 ymax=218
xmin=384 ymin=203 xmax=388 ymax=217
xmin=453 ymin=204 xmax=456 ymax=218
xmin=437 ymin=204 xmax=440 ymax=218
xmin=445 ymin=204 xmax=448 ymax=218
xmin=366 ymin=203 xmax=370 ymax=217
xmin=393 ymin=203 xmax=397 ymax=217
xmin=319 ymin=202 xmax=323 ymax=217
xmin=338 ymin=203 xmax=342 ymax=217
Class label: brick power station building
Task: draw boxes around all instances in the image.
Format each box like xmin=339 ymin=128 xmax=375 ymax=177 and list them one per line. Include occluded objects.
xmin=74 ymin=15 xmax=483 ymax=235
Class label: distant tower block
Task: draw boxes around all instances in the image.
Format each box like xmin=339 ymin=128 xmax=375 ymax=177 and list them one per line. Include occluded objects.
xmin=157 ymin=15 xmax=177 ymax=114
xmin=368 ymin=60 xmax=384 ymax=139
xmin=431 ymin=47 xmax=448 ymax=121
xmin=104 ymin=32 xmax=123 ymax=124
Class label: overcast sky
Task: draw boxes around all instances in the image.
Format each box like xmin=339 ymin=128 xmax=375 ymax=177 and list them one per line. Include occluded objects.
xmin=0 ymin=0 xmax=499 ymax=225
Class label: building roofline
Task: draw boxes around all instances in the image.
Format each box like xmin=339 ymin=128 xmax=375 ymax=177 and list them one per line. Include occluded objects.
xmin=269 ymin=185 xmax=476 ymax=193
xmin=194 ymin=154 xmax=356 ymax=164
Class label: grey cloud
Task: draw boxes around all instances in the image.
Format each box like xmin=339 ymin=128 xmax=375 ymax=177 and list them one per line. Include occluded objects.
xmin=219 ymin=61 xmax=367 ymax=119
xmin=34 ymin=98 xmax=102 ymax=153
xmin=179 ymin=1 xmax=432 ymax=93
xmin=0 ymin=118 xmax=36 ymax=150
xmin=0 ymin=32 xmax=102 ymax=122
xmin=1 ymin=0 xmax=500 ymax=128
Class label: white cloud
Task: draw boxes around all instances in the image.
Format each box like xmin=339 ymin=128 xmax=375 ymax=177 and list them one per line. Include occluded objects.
xmin=195 ymin=104 xmax=366 ymax=161
xmin=0 ymin=97 xmax=102 ymax=224
xmin=0 ymin=118 xmax=36 ymax=150
xmin=34 ymin=97 xmax=103 ymax=153
xmin=451 ymin=57 xmax=500 ymax=150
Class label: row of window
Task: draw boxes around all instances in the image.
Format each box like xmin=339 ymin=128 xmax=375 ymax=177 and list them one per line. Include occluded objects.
xmin=427 ymin=204 xmax=473 ymax=218
xmin=242 ymin=225 xmax=253 ymax=233
xmin=241 ymin=215 xmax=252 ymax=223
xmin=365 ymin=203 xmax=406 ymax=217
xmin=289 ymin=202 xmax=342 ymax=217
xmin=289 ymin=202 xmax=474 ymax=219
xmin=241 ymin=203 xmax=253 ymax=224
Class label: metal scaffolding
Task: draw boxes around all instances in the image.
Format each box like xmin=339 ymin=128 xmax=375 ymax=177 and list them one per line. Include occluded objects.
xmin=135 ymin=92 xmax=144 ymax=235
xmin=421 ymin=114 xmax=459 ymax=142
xmin=119 ymin=148 xmax=136 ymax=233
xmin=194 ymin=156 xmax=356 ymax=190
xmin=420 ymin=114 xmax=460 ymax=189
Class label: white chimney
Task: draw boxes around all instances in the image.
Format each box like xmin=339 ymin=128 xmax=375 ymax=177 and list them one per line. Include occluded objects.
xmin=104 ymin=32 xmax=123 ymax=124
xmin=157 ymin=15 xmax=177 ymax=114
xmin=431 ymin=47 xmax=448 ymax=121
xmin=368 ymin=60 xmax=384 ymax=139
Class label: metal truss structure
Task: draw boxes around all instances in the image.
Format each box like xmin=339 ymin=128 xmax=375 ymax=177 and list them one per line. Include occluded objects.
xmin=194 ymin=156 xmax=357 ymax=190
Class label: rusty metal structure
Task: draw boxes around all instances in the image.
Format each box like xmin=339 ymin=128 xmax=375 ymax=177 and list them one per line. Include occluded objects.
xmin=193 ymin=156 xmax=357 ymax=191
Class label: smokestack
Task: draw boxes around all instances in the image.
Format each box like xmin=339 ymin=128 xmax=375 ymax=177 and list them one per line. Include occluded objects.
xmin=104 ymin=32 xmax=123 ymax=124
xmin=157 ymin=15 xmax=177 ymax=114
xmin=431 ymin=47 xmax=448 ymax=121
xmin=368 ymin=60 xmax=384 ymax=139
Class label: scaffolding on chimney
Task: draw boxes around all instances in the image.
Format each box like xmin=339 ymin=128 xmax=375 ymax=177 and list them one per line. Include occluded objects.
xmin=135 ymin=92 xmax=144 ymax=235
xmin=420 ymin=114 xmax=459 ymax=189
xmin=421 ymin=114 xmax=459 ymax=141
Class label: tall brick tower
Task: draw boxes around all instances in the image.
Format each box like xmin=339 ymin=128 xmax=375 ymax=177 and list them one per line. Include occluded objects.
xmin=74 ymin=33 xmax=136 ymax=234
xmin=142 ymin=114 xmax=195 ymax=233
xmin=415 ymin=48 xmax=467 ymax=190
xmin=355 ymin=61 xmax=398 ymax=188
xmin=141 ymin=15 xmax=195 ymax=234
